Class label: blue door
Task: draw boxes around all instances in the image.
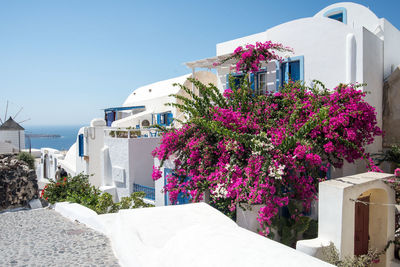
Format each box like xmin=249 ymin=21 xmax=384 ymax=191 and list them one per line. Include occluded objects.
xmin=106 ymin=112 xmax=115 ymax=126
xmin=164 ymin=168 xmax=191 ymax=205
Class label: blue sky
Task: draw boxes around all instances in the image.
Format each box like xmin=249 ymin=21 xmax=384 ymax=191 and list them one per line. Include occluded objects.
xmin=1 ymin=0 xmax=399 ymax=126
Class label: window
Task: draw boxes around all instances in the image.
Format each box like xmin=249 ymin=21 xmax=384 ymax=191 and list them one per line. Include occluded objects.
xmin=78 ymin=134 xmax=84 ymax=157
xmin=323 ymin=7 xmax=347 ymax=24
xmin=257 ymin=72 xmax=267 ymax=94
xmin=227 ymin=73 xmax=245 ymax=90
xmin=141 ymin=120 xmax=150 ymax=127
xmin=279 ymin=56 xmax=304 ymax=87
xmin=157 ymin=112 xmax=173 ymax=126
xmin=328 ymin=12 xmax=343 ymax=22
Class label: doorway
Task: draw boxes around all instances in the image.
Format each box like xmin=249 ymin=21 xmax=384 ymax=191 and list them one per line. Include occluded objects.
xmin=354 ymin=196 xmax=369 ymax=256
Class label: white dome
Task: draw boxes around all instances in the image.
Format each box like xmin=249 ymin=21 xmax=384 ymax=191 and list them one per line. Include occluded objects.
xmin=123 ymin=73 xmax=192 ymax=107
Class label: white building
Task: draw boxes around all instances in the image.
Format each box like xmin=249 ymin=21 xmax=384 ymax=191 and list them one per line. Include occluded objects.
xmin=37 ymin=148 xmax=65 ymax=181
xmin=0 ymin=117 xmax=25 ymax=154
xmin=186 ymin=2 xmax=400 ymax=178
xmin=110 ymin=71 xmax=217 ymax=128
xmin=36 ymin=72 xmax=216 ymax=202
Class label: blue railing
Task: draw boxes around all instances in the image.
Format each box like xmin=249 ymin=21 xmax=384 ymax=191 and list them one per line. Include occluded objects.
xmin=133 ymin=183 xmax=155 ymax=201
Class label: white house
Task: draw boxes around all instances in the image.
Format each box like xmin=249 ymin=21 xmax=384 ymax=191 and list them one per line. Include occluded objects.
xmin=110 ymin=71 xmax=217 ymax=128
xmin=0 ymin=117 xmax=25 ymax=154
xmin=37 ymin=147 xmax=65 ymax=181
xmin=36 ymin=72 xmax=217 ymax=202
xmin=186 ymin=2 xmax=400 ymax=178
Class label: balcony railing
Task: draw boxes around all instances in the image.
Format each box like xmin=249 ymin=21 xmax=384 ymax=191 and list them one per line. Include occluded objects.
xmin=133 ymin=183 xmax=155 ymax=201
xmin=104 ymin=127 xmax=160 ymax=139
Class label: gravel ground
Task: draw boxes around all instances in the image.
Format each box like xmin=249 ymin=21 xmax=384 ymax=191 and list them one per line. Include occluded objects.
xmin=0 ymin=208 xmax=120 ymax=267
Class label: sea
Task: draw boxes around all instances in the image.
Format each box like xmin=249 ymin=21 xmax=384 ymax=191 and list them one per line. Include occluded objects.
xmin=24 ymin=125 xmax=84 ymax=151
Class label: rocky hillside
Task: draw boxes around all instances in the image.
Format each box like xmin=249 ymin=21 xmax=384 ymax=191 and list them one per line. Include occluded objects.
xmin=0 ymin=154 xmax=38 ymax=211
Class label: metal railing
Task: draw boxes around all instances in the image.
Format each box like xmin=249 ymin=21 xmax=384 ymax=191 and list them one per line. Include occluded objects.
xmin=133 ymin=183 xmax=155 ymax=201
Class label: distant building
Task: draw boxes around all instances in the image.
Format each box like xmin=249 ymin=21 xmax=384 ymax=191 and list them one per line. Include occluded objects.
xmin=0 ymin=117 xmax=25 ymax=154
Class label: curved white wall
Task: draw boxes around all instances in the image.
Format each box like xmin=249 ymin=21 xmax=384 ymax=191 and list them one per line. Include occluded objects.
xmin=314 ymin=2 xmax=380 ymax=33
xmin=217 ymin=17 xmax=356 ymax=89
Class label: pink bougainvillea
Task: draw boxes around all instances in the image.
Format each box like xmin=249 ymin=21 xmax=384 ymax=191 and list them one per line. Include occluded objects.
xmin=152 ymin=41 xmax=382 ymax=236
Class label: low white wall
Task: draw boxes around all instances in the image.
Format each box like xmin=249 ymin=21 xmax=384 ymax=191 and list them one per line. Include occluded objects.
xmin=104 ymin=137 xmax=130 ymax=198
xmin=129 ymin=137 xmax=160 ymax=188
xmin=55 ymin=202 xmax=333 ymax=267
xmin=104 ymin=135 xmax=160 ymax=200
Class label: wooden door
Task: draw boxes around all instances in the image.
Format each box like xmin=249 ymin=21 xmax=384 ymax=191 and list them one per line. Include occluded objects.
xmin=354 ymin=196 xmax=370 ymax=256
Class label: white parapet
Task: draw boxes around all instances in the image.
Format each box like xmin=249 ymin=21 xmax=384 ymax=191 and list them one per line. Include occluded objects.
xmin=56 ymin=202 xmax=333 ymax=267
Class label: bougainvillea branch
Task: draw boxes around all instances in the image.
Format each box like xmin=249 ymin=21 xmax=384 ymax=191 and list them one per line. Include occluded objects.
xmin=152 ymin=41 xmax=382 ymax=238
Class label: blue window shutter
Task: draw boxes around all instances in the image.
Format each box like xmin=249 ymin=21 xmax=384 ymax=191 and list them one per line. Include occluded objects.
xmin=280 ymin=63 xmax=286 ymax=87
xmin=167 ymin=113 xmax=173 ymax=125
xmin=177 ymin=176 xmax=191 ymax=205
xmin=250 ymin=73 xmax=255 ymax=91
xmin=275 ymin=61 xmax=280 ymax=91
xmin=157 ymin=114 xmax=161 ymax=124
xmin=327 ymin=165 xmax=332 ymax=180
xmin=226 ymin=74 xmax=230 ymax=90
xmin=78 ymin=134 xmax=84 ymax=157
xmin=106 ymin=112 xmax=114 ymax=126
xmin=289 ymin=61 xmax=300 ymax=82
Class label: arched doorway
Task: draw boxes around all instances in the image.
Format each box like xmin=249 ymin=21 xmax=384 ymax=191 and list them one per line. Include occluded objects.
xmin=43 ymin=154 xmax=49 ymax=179
xmin=354 ymin=189 xmax=389 ymax=264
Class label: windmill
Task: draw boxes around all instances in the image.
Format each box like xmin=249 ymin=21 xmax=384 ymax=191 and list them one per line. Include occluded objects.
xmin=0 ymin=101 xmax=30 ymax=153
xmin=0 ymin=100 xmax=31 ymax=126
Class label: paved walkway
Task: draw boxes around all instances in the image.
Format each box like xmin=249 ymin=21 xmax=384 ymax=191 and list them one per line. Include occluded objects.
xmin=0 ymin=208 xmax=120 ymax=267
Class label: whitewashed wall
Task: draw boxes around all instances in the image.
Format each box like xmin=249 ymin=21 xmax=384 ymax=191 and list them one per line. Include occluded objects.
xmin=217 ymin=18 xmax=356 ymax=90
xmin=0 ymin=130 xmax=25 ymax=151
xmin=129 ymin=137 xmax=160 ymax=188
xmin=362 ymin=27 xmax=384 ymax=156
xmin=39 ymin=148 xmax=64 ymax=180
xmin=314 ymin=2 xmax=380 ymax=33
xmin=104 ymin=135 xmax=160 ymax=200
xmin=104 ymin=137 xmax=130 ymax=198
xmin=86 ymin=121 xmax=106 ymax=187
xmin=382 ymin=19 xmax=400 ymax=79
xmin=0 ymin=141 xmax=16 ymax=154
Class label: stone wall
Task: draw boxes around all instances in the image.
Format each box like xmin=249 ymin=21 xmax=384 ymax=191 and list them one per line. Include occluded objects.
xmin=0 ymin=154 xmax=38 ymax=211
xmin=383 ymin=66 xmax=400 ymax=147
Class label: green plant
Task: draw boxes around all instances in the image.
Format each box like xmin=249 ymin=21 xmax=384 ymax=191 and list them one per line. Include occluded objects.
xmin=41 ymin=173 xmax=101 ymax=211
xmin=94 ymin=192 xmax=154 ymax=214
xmin=270 ymin=200 xmax=317 ymax=247
xmin=321 ymin=242 xmax=381 ymax=267
xmin=17 ymin=151 xmax=35 ymax=169
xmin=129 ymin=130 xmax=141 ymax=138
xmin=372 ymin=144 xmax=400 ymax=170
xmin=41 ymin=174 xmax=154 ymax=214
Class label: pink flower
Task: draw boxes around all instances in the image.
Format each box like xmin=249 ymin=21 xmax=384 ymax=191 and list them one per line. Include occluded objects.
xmin=323 ymin=142 xmax=334 ymax=153
xmin=395 ymin=168 xmax=400 ymax=177
xmin=151 ymin=166 xmax=162 ymax=181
